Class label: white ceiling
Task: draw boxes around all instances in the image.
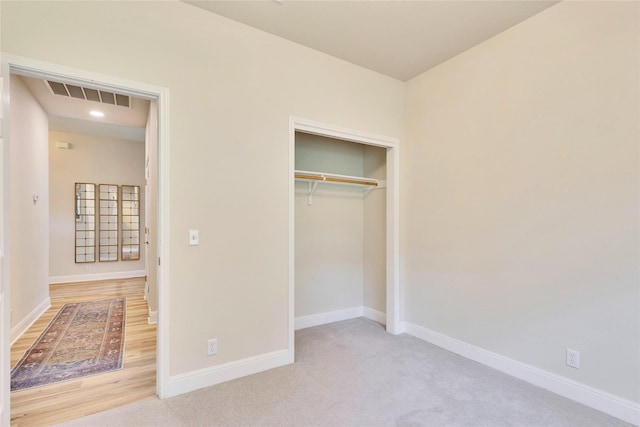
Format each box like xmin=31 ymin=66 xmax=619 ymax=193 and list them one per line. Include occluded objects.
xmin=18 ymin=75 xmax=149 ymax=142
xmin=184 ymin=0 xmax=559 ymax=81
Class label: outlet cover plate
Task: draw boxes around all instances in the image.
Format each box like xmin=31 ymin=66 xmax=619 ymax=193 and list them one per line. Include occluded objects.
xmin=566 ymin=349 xmax=580 ymax=368
xmin=208 ymin=338 xmax=218 ymax=356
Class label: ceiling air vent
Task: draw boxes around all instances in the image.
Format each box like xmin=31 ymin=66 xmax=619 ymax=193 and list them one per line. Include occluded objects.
xmin=45 ymin=80 xmax=131 ymax=108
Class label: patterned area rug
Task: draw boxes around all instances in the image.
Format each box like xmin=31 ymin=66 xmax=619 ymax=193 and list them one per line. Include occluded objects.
xmin=11 ymin=297 xmax=126 ymax=392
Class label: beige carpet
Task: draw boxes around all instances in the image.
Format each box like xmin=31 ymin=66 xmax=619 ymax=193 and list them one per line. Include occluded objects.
xmin=56 ymin=318 xmax=631 ymax=426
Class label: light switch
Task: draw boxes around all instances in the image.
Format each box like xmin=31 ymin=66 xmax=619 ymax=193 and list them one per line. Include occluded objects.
xmin=0 ymin=77 xmax=4 ymax=119
xmin=189 ymin=229 xmax=199 ymax=246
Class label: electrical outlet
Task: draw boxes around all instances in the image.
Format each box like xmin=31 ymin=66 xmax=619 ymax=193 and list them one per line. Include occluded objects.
xmin=566 ymin=349 xmax=580 ymax=368
xmin=207 ymin=338 xmax=218 ymax=356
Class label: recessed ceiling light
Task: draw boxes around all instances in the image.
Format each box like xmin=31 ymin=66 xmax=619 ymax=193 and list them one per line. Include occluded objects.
xmin=90 ymin=110 xmax=104 ymax=117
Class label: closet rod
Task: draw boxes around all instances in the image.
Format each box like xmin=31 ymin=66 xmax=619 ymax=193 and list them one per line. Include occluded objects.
xmin=294 ymin=173 xmax=378 ymax=187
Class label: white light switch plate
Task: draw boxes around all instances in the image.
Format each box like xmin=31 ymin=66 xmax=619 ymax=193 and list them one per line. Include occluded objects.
xmin=189 ymin=229 xmax=199 ymax=246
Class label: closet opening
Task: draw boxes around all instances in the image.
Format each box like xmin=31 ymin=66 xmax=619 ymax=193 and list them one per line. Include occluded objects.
xmin=288 ymin=117 xmax=400 ymax=361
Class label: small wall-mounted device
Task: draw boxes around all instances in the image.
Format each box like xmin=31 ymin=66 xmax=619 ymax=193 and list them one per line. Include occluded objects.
xmin=56 ymin=141 xmax=70 ymax=149
xmin=189 ymin=229 xmax=199 ymax=246
xmin=32 ymin=194 xmax=39 ymax=204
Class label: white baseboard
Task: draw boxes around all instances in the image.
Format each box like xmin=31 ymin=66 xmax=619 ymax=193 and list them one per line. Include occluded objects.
xmin=11 ymin=297 xmax=51 ymax=345
xmin=49 ymin=270 xmax=145 ymax=285
xmin=166 ymin=349 xmax=291 ymax=398
xmin=401 ymin=321 xmax=640 ymax=426
xmin=148 ymin=310 xmax=157 ymax=325
xmin=295 ymin=306 xmax=387 ymax=331
xmin=295 ymin=307 xmax=363 ymax=330
xmin=362 ymin=307 xmax=386 ymax=324
xmin=166 ymin=308 xmax=387 ymax=399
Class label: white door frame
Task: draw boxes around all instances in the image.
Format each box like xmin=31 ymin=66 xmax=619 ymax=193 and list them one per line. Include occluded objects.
xmin=0 ymin=63 xmax=9 ymax=427
xmin=0 ymin=55 xmax=172 ymax=421
xmin=288 ymin=116 xmax=400 ymax=359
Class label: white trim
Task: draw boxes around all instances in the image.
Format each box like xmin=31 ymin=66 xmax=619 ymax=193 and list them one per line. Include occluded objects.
xmin=0 ymin=60 xmax=10 ymax=427
xmin=148 ymin=310 xmax=157 ymax=325
xmin=385 ymin=142 xmax=401 ymax=334
xmin=166 ymin=349 xmax=290 ymax=398
xmin=287 ymin=117 xmax=296 ymax=364
xmin=10 ymin=297 xmax=50 ymax=345
xmin=49 ymin=270 xmax=145 ymax=285
xmin=3 ymin=53 xmax=170 ymax=401
xmin=289 ymin=116 xmax=400 ymax=361
xmin=362 ymin=307 xmax=386 ymax=324
xmin=8 ymin=56 xmax=161 ymax=101
xmin=156 ymin=80 xmax=171 ymax=399
xmin=295 ymin=307 xmax=363 ymax=331
xmin=402 ymin=321 xmax=640 ymax=426
xmin=295 ymin=306 xmax=387 ymax=330
xmin=293 ymin=117 xmax=398 ymax=149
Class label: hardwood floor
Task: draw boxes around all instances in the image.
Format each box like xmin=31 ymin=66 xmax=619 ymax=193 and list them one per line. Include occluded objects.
xmin=10 ymin=277 xmax=157 ymax=426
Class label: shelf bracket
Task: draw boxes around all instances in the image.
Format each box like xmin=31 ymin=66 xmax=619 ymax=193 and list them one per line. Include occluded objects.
xmin=308 ymin=181 xmax=319 ymax=206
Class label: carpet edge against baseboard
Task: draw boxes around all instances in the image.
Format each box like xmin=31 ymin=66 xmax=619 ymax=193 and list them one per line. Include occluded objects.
xmin=295 ymin=306 xmax=386 ymax=330
xmin=166 ymin=306 xmax=386 ymax=398
xmin=164 ymin=310 xmax=637 ymax=425
xmin=166 ymin=349 xmax=291 ymax=398
xmin=401 ymin=321 xmax=640 ymax=426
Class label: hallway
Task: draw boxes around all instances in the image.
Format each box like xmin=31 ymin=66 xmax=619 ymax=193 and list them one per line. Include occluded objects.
xmin=10 ymin=277 xmax=156 ymax=426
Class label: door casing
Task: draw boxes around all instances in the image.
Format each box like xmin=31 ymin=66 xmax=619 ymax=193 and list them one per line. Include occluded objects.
xmin=0 ymin=55 xmax=172 ymax=427
xmin=287 ymin=116 xmax=401 ymax=362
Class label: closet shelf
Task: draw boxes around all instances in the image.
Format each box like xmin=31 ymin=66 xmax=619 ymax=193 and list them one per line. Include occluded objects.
xmin=295 ymin=170 xmax=383 ymax=187
xmin=295 ymin=170 xmax=386 ymax=206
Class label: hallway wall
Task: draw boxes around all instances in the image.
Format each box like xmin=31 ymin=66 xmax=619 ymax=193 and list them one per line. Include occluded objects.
xmin=49 ymin=130 xmax=146 ymax=282
xmin=9 ymin=75 xmax=49 ymax=334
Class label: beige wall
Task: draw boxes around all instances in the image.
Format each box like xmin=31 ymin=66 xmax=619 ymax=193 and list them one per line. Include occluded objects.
xmin=404 ymin=1 xmax=639 ymax=402
xmin=9 ymin=75 xmax=49 ymax=329
xmin=1 ymin=1 xmax=405 ymax=376
xmin=4 ymin=0 xmax=635 ymax=409
xmin=49 ymin=130 xmax=145 ymax=279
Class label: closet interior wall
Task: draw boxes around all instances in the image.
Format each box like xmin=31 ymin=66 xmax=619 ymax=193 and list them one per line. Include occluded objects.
xmin=294 ymin=132 xmax=386 ymax=321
